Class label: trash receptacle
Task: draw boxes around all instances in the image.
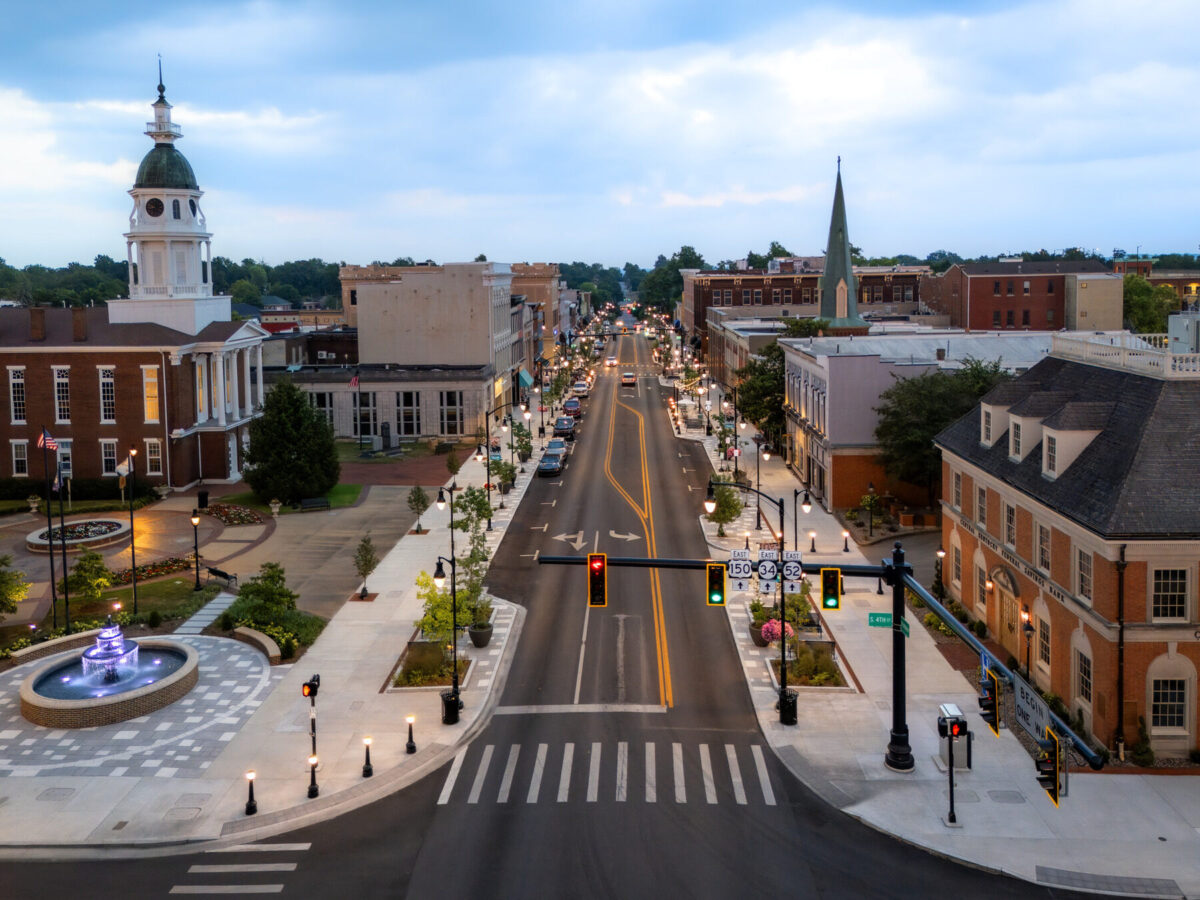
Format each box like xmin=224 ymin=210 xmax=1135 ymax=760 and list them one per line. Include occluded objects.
xmin=779 ymin=689 xmax=798 ymax=725
xmin=198 ymin=489 xmax=209 ymax=510
xmin=441 ymin=689 xmax=460 ymax=725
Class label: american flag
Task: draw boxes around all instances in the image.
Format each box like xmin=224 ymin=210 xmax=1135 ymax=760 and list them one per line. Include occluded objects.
xmin=37 ymin=429 xmax=58 ymax=450
xmin=349 ymin=373 xmax=360 ymax=388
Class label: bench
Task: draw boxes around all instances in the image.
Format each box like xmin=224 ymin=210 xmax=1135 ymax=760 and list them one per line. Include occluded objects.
xmin=206 ymin=566 xmax=238 ymax=589
xmin=299 ymin=497 xmax=330 ymax=512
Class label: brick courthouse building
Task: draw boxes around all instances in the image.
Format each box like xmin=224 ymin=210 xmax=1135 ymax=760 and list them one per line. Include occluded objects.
xmin=1 ymin=79 xmax=266 ymax=490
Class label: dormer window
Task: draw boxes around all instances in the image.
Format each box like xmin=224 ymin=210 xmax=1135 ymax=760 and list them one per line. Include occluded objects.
xmin=1045 ymin=436 xmax=1057 ymax=474
xmin=1011 ymin=422 xmax=1022 ymax=458
xmin=983 ymin=410 xmax=992 ymax=442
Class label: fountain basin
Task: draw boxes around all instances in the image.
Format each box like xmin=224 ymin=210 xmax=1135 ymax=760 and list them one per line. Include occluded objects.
xmin=26 ymin=518 xmax=130 ymax=554
xmin=20 ymin=639 xmax=198 ymax=729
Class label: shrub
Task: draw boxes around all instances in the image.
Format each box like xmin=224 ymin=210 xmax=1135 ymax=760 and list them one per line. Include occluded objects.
xmin=972 ymin=619 xmax=988 ymax=639
xmin=218 ymin=610 xmax=234 ymax=631
xmin=280 ymin=635 xmax=296 ymax=659
xmin=1130 ymin=717 xmax=1155 ymax=767
xmin=1189 ymin=749 xmax=1200 ymax=765
xmin=923 ymin=611 xmax=955 ymax=637
xmin=147 ymin=609 xmax=162 ymax=628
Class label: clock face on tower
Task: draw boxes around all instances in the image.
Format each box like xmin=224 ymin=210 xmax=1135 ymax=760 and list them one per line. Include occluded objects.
xmin=146 ymin=198 xmax=164 ymax=217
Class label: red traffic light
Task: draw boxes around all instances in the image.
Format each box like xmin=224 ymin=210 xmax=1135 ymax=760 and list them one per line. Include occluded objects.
xmin=587 ymin=553 xmax=607 ymax=607
xmin=591 ymin=558 xmax=603 ymax=571
xmin=949 ymin=719 xmax=966 ymax=738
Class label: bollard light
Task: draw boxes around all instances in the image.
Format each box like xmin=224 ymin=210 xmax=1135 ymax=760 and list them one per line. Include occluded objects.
xmin=809 ymin=531 xmax=817 ymax=552
xmin=362 ymin=736 xmax=374 ymax=778
xmin=308 ymin=754 xmax=319 ymax=798
xmin=406 ymin=715 xmax=417 ymax=754
xmin=245 ymin=770 xmax=257 ymax=815
xmin=842 ymin=530 xmax=850 ymax=552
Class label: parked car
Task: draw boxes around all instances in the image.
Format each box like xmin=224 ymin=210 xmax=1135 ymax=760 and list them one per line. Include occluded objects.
xmin=605 ymin=356 xmax=618 ymax=367
xmin=537 ymin=452 xmax=564 ymax=476
xmin=621 ymin=372 xmax=637 ymax=386
xmin=546 ymin=438 xmax=570 ymax=456
xmin=563 ymin=397 xmax=582 ymax=418
xmin=553 ymin=416 xmax=576 ymax=440
xmin=572 ymin=381 xmax=590 ymax=398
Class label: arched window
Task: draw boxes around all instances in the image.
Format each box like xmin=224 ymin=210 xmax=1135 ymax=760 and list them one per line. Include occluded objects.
xmin=1146 ymin=651 xmax=1195 ymax=757
xmin=172 ymin=199 xmax=181 ymax=219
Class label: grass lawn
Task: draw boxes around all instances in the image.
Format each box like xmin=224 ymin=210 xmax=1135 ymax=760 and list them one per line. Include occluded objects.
xmin=219 ymin=484 xmax=362 ymax=515
xmin=0 ymin=499 xmax=30 ymax=517
xmin=40 ymin=579 xmax=220 ymax=629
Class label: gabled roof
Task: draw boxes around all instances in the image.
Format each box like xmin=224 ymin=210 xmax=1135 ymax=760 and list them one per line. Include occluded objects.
xmin=937 ymin=355 xmax=1200 ymax=538
xmin=1007 ymin=391 xmax=1073 ymax=418
xmin=0 ymin=306 xmax=261 ymax=349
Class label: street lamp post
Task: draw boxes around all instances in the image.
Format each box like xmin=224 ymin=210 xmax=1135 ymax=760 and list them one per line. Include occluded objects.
xmin=434 ymin=484 xmax=463 ymax=724
xmin=1022 ymin=605 xmax=1034 ymax=677
xmin=128 ymin=446 xmax=139 ymax=616
xmin=753 ymin=435 xmax=766 ymax=530
xmin=191 ymin=509 xmax=201 ymax=591
xmin=867 ymin=481 xmax=876 ymax=539
xmin=706 ymin=479 xmax=795 ymax=725
xmin=792 ymin=488 xmax=812 ymax=552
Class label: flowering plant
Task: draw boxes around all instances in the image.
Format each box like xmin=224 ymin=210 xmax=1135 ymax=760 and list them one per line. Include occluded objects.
xmin=759 ymin=619 xmax=794 ymax=643
xmin=203 ymin=503 xmax=265 ymax=526
xmin=111 ymin=557 xmax=192 ymax=585
xmin=37 ymin=520 xmax=121 ymax=542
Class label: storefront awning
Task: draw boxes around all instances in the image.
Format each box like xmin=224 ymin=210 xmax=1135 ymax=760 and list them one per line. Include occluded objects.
xmin=518 ymin=368 xmax=534 ymax=388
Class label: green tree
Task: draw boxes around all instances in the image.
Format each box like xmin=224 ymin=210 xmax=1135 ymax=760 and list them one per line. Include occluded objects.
xmin=706 ymin=481 xmax=743 ymax=537
xmin=230 ymin=278 xmax=262 ymax=306
xmin=874 ymin=359 xmax=1010 ymax=505
xmin=733 ymin=343 xmax=785 ymax=448
xmin=0 ymin=554 xmax=30 ymax=620
xmin=235 ymin=562 xmax=298 ymax=620
xmin=244 ymin=379 xmax=340 ymax=504
xmin=446 ymin=448 xmax=461 ymax=477
xmin=354 ymin=534 xmax=380 ymax=595
xmin=1123 ymin=273 xmax=1177 ymax=333
xmin=60 ymin=550 xmax=111 ymax=605
xmin=782 ymin=318 xmax=831 ymax=338
xmin=474 ymin=253 xmax=488 ymax=262
xmin=413 ymin=570 xmax=472 ymax=645
xmin=407 ymin=485 xmax=430 ymax=532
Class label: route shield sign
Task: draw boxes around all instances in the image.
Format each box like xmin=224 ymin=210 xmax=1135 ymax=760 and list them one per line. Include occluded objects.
xmin=757 ymin=550 xmax=778 ymax=594
xmin=782 ymin=550 xmax=803 ymax=593
xmin=728 ymin=549 xmax=752 ymax=592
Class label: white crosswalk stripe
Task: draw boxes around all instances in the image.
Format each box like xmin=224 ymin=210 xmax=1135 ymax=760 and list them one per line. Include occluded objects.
xmin=176 ymin=843 xmax=311 ymax=894
xmin=726 ymin=744 xmax=747 ymax=805
xmin=437 ymin=740 xmax=777 ymax=809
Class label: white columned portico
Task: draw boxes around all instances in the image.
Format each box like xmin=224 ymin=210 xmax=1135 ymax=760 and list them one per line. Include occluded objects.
xmin=229 ymin=347 xmax=241 ymax=420
xmin=242 ymin=347 xmax=252 ymax=417
xmin=255 ymin=344 xmax=265 ymax=407
xmin=215 ymin=352 xmax=227 ymax=426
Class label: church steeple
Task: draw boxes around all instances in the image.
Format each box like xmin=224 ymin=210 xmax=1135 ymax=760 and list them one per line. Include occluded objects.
xmin=818 ymin=159 xmax=868 ymax=332
xmin=146 ymin=61 xmax=183 ymax=146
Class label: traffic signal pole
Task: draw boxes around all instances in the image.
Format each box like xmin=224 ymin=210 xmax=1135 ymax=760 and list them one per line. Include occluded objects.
xmin=883 ymin=543 xmax=914 ymax=773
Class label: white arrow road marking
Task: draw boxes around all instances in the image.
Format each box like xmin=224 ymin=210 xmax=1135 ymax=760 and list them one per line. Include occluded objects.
xmin=541 ymin=500 xmax=557 ymax=507
xmin=553 ymin=531 xmax=587 ymax=551
xmin=531 ymin=523 xmax=548 ymax=532
xmin=520 ymin=550 xmax=540 ymax=561
xmin=608 ymin=530 xmax=641 ymax=542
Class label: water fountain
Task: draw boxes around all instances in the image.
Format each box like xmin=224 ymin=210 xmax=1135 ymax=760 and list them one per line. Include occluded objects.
xmin=20 ymin=618 xmax=198 ymax=728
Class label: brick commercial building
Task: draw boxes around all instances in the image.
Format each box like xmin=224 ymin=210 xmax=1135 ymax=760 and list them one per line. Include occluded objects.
xmin=919 ymin=260 xmax=1122 ymax=332
xmin=936 ymin=322 xmax=1200 ymax=758
xmin=1 ymin=79 xmax=266 ymax=489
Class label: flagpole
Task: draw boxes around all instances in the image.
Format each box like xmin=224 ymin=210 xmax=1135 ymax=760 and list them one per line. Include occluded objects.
xmin=56 ymin=464 xmax=70 ymax=634
xmin=40 ymin=430 xmax=58 ymax=630
xmin=356 ymin=368 xmax=363 ymax=453
xmin=129 ymin=448 xmax=138 ymax=616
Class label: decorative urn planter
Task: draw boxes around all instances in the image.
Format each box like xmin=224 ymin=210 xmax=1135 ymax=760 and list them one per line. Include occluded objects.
xmin=468 ymin=623 xmax=493 ymax=648
xmin=269 ymin=499 xmax=282 ymax=518
xmin=749 ymin=624 xmax=769 ymax=647
xmin=27 ymin=496 xmax=40 ymax=513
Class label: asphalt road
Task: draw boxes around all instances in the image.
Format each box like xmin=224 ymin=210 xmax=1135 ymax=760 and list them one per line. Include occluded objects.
xmin=0 ymin=334 xmax=1091 ymax=899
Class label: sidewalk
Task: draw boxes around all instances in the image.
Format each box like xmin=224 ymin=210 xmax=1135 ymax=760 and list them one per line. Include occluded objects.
xmin=674 ymin=388 xmax=1200 ymax=898
xmin=0 ymin=452 xmax=534 ymax=856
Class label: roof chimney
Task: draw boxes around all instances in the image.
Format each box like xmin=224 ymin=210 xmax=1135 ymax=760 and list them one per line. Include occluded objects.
xmin=29 ymin=307 xmax=46 ymax=342
xmin=72 ymin=307 xmax=88 ymax=342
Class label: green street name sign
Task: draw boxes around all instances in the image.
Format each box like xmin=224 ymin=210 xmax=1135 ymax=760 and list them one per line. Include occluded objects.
xmin=868 ymin=612 xmax=909 ymax=636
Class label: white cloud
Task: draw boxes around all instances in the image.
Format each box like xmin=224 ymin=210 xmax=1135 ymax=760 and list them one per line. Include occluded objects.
xmin=659 ymin=184 xmax=817 ymax=209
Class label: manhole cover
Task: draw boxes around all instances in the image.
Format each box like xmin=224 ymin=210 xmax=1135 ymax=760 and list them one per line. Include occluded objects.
xmin=987 ymin=790 xmax=1026 ymax=804
xmin=37 ymin=788 xmax=75 ymax=802
xmin=165 ymin=807 xmax=201 ymax=821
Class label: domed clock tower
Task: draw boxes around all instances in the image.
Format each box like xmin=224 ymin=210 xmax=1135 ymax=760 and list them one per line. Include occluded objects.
xmin=108 ymin=75 xmax=231 ymax=335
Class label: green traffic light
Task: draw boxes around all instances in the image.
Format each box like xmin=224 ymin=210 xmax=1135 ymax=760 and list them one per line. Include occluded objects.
xmin=711 ymin=593 xmax=722 ymax=603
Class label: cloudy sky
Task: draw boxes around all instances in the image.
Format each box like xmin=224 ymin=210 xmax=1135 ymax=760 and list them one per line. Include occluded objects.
xmin=1 ymin=0 xmax=1197 ymax=270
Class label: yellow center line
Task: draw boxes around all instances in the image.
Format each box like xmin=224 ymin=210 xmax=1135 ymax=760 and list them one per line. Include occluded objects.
xmin=602 ymin=336 xmax=672 ymax=708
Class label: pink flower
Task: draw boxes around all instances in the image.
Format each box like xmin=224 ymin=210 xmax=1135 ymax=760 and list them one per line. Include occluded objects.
xmin=759 ymin=619 xmax=794 ymax=643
